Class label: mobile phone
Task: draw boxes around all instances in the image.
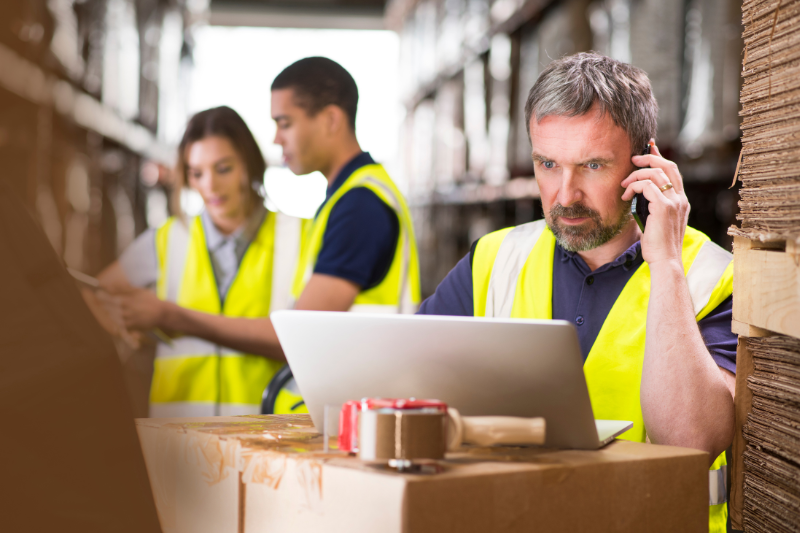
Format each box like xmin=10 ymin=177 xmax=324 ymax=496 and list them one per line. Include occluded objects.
xmin=631 ymin=144 xmax=651 ymax=231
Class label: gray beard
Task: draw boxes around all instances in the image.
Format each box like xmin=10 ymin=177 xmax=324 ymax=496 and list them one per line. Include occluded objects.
xmin=546 ymin=202 xmax=632 ymax=252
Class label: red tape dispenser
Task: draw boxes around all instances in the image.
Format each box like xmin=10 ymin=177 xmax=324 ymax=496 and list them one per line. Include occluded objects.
xmin=338 ymin=398 xmax=546 ymax=471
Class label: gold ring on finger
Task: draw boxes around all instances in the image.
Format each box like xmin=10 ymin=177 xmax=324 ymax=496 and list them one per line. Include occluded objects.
xmin=659 ymin=182 xmax=674 ymax=192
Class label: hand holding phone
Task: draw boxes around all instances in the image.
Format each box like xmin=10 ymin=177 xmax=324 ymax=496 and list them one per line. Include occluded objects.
xmin=630 ymin=143 xmax=652 ymax=231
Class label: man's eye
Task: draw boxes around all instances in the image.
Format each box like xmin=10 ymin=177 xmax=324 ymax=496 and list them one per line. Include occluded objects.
xmin=217 ymin=166 xmax=232 ymax=174
xmin=542 ymin=161 xmax=555 ymax=169
xmin=587 ymin=162 xmax=601 ymax=170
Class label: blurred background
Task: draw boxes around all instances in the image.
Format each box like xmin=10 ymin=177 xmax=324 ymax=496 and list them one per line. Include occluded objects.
xmin=0 ymin=0 xmax=743 ymax=300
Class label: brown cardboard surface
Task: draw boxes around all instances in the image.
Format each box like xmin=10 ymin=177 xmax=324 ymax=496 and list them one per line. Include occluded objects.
xmin=137 ymin=415 xmax=708 ymax=533
xmin=137 ymin=415 xmax=325 ymax=533
xmin=740 ymin=334 xmax=800 ymax=532
xmin=731 ymin=337 xmax=755 ymax=530
xmin=0 ymin=184 xmax=161 ymax=532
xmin=730 ymin=0 xmax=800 ymax=242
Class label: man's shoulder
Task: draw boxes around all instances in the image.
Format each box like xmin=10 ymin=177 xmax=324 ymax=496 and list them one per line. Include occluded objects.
xmin=346 ymin=163 xmax=409 ymax=212
xmin=323 ymin=187 xmax=399 ymax=249
xmin=684 ymin=226 xmax=732 ymax=260
xmin=331 ymin=186 xmax=396 ymax=222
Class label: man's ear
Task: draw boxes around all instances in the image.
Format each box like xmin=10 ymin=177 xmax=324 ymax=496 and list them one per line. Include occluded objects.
xmin=323 ymin=105 xmax=347 ymax=136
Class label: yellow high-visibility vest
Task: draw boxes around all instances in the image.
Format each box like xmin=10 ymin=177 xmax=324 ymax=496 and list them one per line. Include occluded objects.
xmin=272 ymin=163 xmax=422 ymax=415
xmin=291 ymin=162 xmax=421 ymax=313
xmin=472 ymin=219 xmax=733 ymax=533
xmin=150 ymin=211 xmax=299 ymax=417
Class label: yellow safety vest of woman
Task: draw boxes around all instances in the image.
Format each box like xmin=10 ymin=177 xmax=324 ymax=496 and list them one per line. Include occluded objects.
xmin=471 ymin=219 xmax=733 ymax=533
xmin=150 ymin=211 xmax=298 ymax=418
xmin=291 ymin=163 xmax=421 ymax=313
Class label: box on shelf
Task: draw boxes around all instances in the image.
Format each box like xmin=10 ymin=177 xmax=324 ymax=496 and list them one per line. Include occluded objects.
xmin=137 ymin=414 xmax=709 ymax=533
xmin=732 ymin=0 xmax=800 ymax=241
xmin=732 ymin=236 xmax=800 ymax=339
xmin=728 ymin=2 xmax=800 ymax=528
xmin=730 ymin=334 xmax=800 ymax=532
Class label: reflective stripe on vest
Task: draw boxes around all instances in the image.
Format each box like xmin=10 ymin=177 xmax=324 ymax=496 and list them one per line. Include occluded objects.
xmin=271 ymin=211 xmax=303 ymax=313
xmin=151 ymin=212 xmax=299 ymax=417
xmin=472 ymin=220 xmax=732 ymax=533
xmin=709 ymin=460 xmax=728 ymax=506
xmin=291 ymin=163 xmax=421 ymax=314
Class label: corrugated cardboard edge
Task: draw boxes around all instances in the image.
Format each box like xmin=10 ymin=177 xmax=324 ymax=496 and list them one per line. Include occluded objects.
xmin=731 ymin=337 xmax=756 ymax=530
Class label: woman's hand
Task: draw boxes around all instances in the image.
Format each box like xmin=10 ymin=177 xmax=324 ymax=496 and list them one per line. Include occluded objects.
xmin=102 ymin=288 xmax=168 ymax=331
xmin=620 ymin=142 xmax=690 ymax=267
xmin=82 ymin=287 xmax=143 ymax=349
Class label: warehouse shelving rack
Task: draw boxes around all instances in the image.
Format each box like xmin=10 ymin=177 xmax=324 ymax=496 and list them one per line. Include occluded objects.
xmin=0 ymin=0 xmax=199 ymax=419
xmin=0 ymin=0 xmax=197 ymax=276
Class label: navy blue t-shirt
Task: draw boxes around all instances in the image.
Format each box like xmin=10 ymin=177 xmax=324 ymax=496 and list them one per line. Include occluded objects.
xmin=418 ymin=238 xmax=737 ymax=374
xmin=312 ymin=152 xmax=400 ymax=290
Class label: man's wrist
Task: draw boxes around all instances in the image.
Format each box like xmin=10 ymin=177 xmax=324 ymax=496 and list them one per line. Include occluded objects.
xmin=647 ymin=258 xmax=688 ymax=294
xmin=647 ymin=258 xmax=684 ymax=277
xmin=646 ymin=258 xmax=695 ymax=317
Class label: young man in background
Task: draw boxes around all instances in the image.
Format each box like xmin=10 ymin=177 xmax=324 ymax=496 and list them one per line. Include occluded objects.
xmin=271 ymin=57 xmax=420 ymax=315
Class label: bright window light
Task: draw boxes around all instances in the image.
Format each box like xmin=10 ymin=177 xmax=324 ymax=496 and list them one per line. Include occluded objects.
xmin=189 ymin=26 xmax=401 ymax=218
xmin=264 ymin=168 xmax=327 ymax=218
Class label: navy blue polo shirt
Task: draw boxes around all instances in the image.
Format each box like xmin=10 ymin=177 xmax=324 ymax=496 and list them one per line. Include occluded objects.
xmin=312 ymin=152 xmax=400 ymax=290
xmin=418 ymin=238 xmax=737 ymax=373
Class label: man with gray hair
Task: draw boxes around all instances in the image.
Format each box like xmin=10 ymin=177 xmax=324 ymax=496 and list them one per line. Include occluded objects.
xmin=418 ymin=52 xmax=734 ymax=532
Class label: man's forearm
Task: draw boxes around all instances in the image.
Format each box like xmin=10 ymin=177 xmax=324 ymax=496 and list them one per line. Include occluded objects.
xmin=150 ymin=274 xmax=359 ymax=363
xmin=640 ymin=260 xmax=734 ymax=462
xmin=160 ymin=303 xmax=286 ymax=361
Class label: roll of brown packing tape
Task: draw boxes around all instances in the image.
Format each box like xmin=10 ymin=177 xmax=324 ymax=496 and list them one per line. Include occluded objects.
xmin=358 ymin=409 xmax=447 ymax=461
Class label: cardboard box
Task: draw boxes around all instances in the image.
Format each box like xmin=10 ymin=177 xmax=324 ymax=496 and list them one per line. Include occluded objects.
xmin=0 ymin=183 xmax=161 ymax=532
xmin=137 ymin=415 xmax=709 ymax=533
xmin=730 ymin=335 xmax=757 ymax=530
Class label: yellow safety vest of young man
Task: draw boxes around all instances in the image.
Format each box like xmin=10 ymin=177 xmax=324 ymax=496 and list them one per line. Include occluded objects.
xmin=472 ymin=219 xmax=733 ymax=533
xmin=291 ymin=162 xmax=421 ymax=314
xmin=150 ymin=211 xmax=298 ymax=418
xmin=270 ymin=164 xmax=422 ymax=416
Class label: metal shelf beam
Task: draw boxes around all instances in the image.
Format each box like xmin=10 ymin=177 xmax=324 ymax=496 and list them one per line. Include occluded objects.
xmin=0 ymin=42 xmax=172 ymax=164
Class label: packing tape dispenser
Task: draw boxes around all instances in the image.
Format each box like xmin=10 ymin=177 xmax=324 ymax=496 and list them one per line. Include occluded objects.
xmin=337 ymin=398 xmax=546 ymax=469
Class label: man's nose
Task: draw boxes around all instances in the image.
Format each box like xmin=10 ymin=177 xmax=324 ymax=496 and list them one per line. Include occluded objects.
xmin=557 ymin=169 xmax=582 ymax=207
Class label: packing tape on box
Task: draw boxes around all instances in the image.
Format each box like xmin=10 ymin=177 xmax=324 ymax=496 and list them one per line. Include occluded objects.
xmin=358 ymin=410 xmax=448 ymax=461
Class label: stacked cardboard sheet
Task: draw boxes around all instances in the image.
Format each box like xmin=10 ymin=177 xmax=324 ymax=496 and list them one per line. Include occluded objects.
xmin=742 ymin=335 xmax=800 ymax=533
xmin=731 ymin=0 xmax=800 ymax=242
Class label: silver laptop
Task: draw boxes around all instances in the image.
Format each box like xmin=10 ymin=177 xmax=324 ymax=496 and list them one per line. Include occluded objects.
xmin=271 ymin=311 xmax=632 ymax=449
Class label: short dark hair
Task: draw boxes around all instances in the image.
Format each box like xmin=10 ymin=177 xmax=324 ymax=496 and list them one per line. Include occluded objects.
xmin=525 ymin=52 xmax=658 ymax=155
xmin=174 ymin=106 xmax=265 ymax=215
xmin=271 ymin=57 xmax=359 ymax=130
